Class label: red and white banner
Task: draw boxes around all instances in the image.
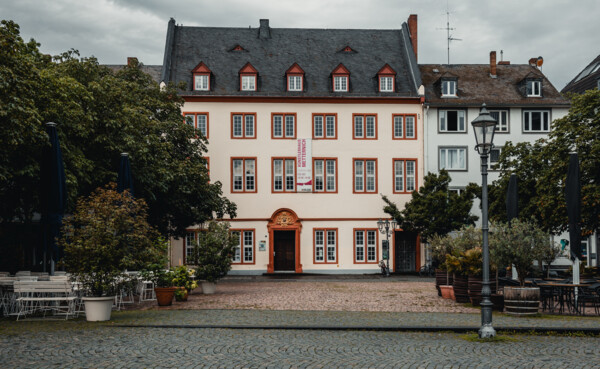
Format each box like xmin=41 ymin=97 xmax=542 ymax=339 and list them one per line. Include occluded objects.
xmin=297 ymin=138 xmax=312 ymax=192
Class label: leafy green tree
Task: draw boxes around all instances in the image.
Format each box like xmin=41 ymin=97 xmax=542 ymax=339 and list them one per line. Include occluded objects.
xmin=193 ymin=221 xmax=237 ymax=283
xmin=0 ymin=20 xmax=236 ymax=236
xmin=382 ymin=170 xmax=479 ymax=242
xmin=59 ymin=184 xmax=166 ymax=296
xmin=0 ymin=20 xmax=49 ymax=223
xmin=490 ymin=89 xmax=600 ymax=235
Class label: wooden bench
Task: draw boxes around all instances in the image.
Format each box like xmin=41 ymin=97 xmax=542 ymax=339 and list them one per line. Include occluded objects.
xmin=13 ymin=280 xmax=78 ymax=320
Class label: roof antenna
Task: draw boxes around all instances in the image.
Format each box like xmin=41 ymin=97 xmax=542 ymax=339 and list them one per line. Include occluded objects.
xmin=437 ymin=0 xmax=462 ymax=64
xmin=500 ymin=50 xmax=504 ymax=62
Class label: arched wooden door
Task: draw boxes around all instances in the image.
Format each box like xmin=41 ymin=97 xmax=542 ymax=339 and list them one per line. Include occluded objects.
xmin=267 ymin=209 xmax=302 ymax=273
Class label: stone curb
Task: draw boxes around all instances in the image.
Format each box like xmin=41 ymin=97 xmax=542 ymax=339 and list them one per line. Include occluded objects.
xmin=114 ymin=324 xmax=600 ymax=335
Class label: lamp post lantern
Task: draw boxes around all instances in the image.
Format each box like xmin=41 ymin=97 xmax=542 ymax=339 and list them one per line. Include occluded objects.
xmin=471 ymin=103 xmax=497 ymax=339
xmin=377 ymin=218 xmax=397 ymax=276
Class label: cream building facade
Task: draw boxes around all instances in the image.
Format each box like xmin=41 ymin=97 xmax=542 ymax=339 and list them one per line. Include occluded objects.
xmin=160 ymin=17 xmax=425 ymax=274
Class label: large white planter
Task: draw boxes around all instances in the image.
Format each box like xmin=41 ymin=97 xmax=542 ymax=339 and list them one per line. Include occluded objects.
xmin=82 ymin=296 xmax=114 ymax=321
xmin=201 ymin=282 xmax=217 ymax=294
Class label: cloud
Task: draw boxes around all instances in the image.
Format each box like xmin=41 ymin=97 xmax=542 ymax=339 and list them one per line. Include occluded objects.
xmin=1 ymin=0 xmax=599 ymax=88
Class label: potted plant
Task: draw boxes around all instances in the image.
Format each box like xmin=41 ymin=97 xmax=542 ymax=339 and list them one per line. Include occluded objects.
xmin=141 ymin=267 xmax=177 ymax=306
xmin=172 ymin=265 xmax=198 ymax=301
xmin=429 ymin=234 xmax=454 ymax=299
xmin=60 ymin=184 xmax=165 ymax=321
xmin=492 ymin=218 xmax=554 ymax=316
xmin=193 ymin=221 xmax=237 ymax=294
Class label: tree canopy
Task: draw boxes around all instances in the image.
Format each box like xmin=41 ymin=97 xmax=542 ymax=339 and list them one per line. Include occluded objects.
xmin=489 ymin=89 xmax=600 ymax=235
xmin=0 ymin=20 xmax=236 ymax=236
xmin=382 ymin=170 xmax=479 ymax=242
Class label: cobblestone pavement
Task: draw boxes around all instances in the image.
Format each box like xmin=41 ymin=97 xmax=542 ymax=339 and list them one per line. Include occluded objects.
xmin=109 ymin=309 xmax=600 ymax=331
xmin=137 ymin=277 xmax=479 ymax=314
xmin=1 ymin=327 xmax=599 ymax=368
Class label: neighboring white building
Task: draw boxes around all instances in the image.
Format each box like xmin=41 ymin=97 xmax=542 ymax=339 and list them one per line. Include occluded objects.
xmin=420 ymin=52 xmax=575 ymax=266
xmin=160 ymin=17 xmax=426 ymax=274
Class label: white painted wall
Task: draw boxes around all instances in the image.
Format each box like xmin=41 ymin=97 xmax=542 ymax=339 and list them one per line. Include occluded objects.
xmin=172 ymin=100 xmax=425 ymax=273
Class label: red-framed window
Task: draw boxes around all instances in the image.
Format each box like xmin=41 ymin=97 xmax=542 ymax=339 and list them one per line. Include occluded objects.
xmin=377 ymin=64 xmax=396 ymax=92
xmin=286 ymin=63 xmax=305 ymax=92
xmin=393 ymin=159 xmax=418 ymax=194
xmin=184 ymin=231 xmax=197 ymax=264
xmin=272 ymin=157 xmax=296 ymax=193
xmin=314 ymin=228 xmax=338 ymax=263
xmin=312 ymin=113 xmax=337 ymax=139
xmin=313 ymin=158 xmax=337 ymax=193
xmin=231 ymin=113 xmax=256 ymax=139
xmin=231 ymin=229 xmax=255 ymax=264
xmin=271 ymin=113 xmax=296 ymax=139
xmin=231 ymin=157 xmax=257 ymax=193
xmin=354 ymin=229 xmax=378 ymax=263
xmin=332 ymin=63 xmax=350 ymax=92
xmin=239 ymin=62 xmax=258 ymax=91
xmin=392 ymin=114 xmax=416 ymax=140
xmin=353 ymin=114 xmax=378 ymax=139
xmin=192 ymin=61 xmax=211 ymax=91
xmin=353 ymin=158 xmax=378 ymax=193
xmin=183 ymin=112 xmax=209 ymax=138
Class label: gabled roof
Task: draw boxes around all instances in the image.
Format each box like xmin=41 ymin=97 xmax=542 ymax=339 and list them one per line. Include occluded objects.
xmin=377 ymin=64 xmax=396 ymax=75
xmin=191 ymin=61 xmax=211 ymax=74
xmin=331 ymin=63 xmax=350 ymax=75
xmin=562 ymin=54 xmax=600 ymax=94
xmin=419 ymin=64 xmax=569 ymax=107
xmin=285 ymin=63 xmax=305 ymax=75
xmin=161 ymin=19 xmax=421 ymax=97
xmin=239 ymin=62 xmax=258 ymax=74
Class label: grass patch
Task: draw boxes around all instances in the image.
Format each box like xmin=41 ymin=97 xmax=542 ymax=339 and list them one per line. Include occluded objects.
xmin=459 ymin=333 xmax=519 ymax=343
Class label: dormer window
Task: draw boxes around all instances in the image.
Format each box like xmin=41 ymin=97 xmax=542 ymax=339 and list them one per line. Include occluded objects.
xmin=241 ymin=76 xmax=256 ymax=91
xmin=285 ymin=63 xmax=305 ymax=92
xmin=332 ymin=64 xmax=350 ymax=92
xmin=239 ymin=62 xmax=258 ymax=91
xmin=526 ymin=80 xmax=541 ymax=97
xmin=191 ymin=62 xmax=212 ymax=91
xmin=377 ymin=64 xmax=396 ymax=92
xmin=441 ymin=79 xmax=457 ymax=97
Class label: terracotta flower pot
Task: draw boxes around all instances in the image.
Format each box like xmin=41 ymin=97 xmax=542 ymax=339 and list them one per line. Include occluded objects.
xmin=154 ymin=287 xmax=177 ymax=306
xmin=440 ymin=285 xmax=454 ymax=299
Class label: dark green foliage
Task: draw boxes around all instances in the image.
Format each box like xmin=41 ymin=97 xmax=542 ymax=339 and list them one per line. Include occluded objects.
xmin=0 ymin=20 xmax=236 ymax=236
xmin=489 ymin=89 xmax=600 ymax=235
xmin=59 ymin=184 xmax=166 ymax=296
xmin=382 ymin=170 xmax=479 ymax=242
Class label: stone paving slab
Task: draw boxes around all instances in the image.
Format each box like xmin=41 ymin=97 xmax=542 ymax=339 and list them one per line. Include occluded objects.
xmin=1 ymin=327 xmax=599 ymax=368
xmin=105 ymin=309 xmax=600 ymax=332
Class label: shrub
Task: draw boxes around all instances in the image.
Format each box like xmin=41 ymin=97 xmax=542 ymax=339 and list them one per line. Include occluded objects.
xmin=60 ymin=184 xmax=166 ymax=296
xmin=194 ymin=221 xmax=237 ymax=283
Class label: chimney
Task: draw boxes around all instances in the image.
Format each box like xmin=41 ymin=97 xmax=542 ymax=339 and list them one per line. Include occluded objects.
xmin=259 ymin=19 xmax=271 ymax=39
xmin=528 ymin=58 xmax=537 ymax=67
xmin=490 ymin=51 xmax=496 ymax=77
xmin=127 ymin=57 xmax=138 ymax=66
xmin=407 ymin=14 xmax=418 ymax=61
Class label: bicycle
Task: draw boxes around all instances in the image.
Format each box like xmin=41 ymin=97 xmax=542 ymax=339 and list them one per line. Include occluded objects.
xmin=379 ymin=260 xmax=390 ymax=277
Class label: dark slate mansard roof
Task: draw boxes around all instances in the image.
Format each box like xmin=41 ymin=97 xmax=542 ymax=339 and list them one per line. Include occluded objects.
xmin=105 ymin=64 xmax=163 ymax=83
xmin=420 ymin=64 xmax=569 ymax=108
xmin=561 ymin=54 xmax=600 ymax=94
xmin=161 ymin=18 xmax=421 ymax=98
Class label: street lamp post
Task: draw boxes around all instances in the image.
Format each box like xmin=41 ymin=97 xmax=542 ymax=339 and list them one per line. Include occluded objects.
xmin=471 ymin=103 xmax=497 ymax=339
xmin=377 ymin=218 xmax=397 ymax=276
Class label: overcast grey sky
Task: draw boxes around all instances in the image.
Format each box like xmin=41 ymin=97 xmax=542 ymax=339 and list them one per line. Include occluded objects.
xmin=2 ymin=0 xmax=598 ymax=90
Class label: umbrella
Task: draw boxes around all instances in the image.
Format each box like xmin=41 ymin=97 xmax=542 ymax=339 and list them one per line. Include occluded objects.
xmin=117 ymin=152 xmax=134 ymax=196
xmin=506 ymin=173 xmax=518 ymax=223
xmin=40 ymin=122 xmax=67 ymax=275
xmin=565 ymin=153 xmax=582 ymax=260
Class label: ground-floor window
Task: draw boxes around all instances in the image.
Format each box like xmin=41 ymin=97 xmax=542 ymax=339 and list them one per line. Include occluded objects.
xmin=231 ymin=229 xmax=255 ymax=264
xmin=354 ymin=229 xmax=378 ymax=263
xmin=185 ymin=231 xmax=196 ymax=264
xmin=314 ymin=228 xmax=337 ymax=263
